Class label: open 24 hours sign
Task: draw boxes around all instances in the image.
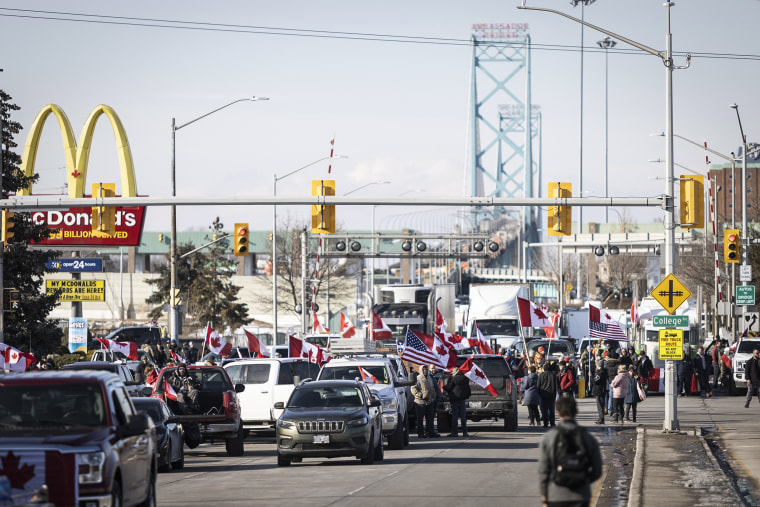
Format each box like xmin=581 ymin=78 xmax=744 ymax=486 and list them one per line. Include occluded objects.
xmin=46 ymin=280 xmax=105 ymax=302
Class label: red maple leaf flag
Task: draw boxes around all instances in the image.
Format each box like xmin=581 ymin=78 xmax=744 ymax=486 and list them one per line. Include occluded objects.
xmin=435 ymin=306 xmax=447 ymax=333
xmin=288 ymin=335 xmax=330 ymax=365
xmin=205 ymin=323 xmax=232 ymax=357
xmin=0 ymin=344 xmax=38 ymax=372
xmin=313 ymin=311 xmax=328 ymax=334
xmin=0 ymin=450 xmax=43 ymax=493
xmin=163 ymin=378 xmax=178 ymax=402
xmin=339 ymin=312 xmax=356 ymax=338
xmin=146 ymin=369 xmax=158 ymax=386
xmin=458 ymin=357 xmax=498 ymax=397
xmin=407 ymin=329 xmax=458 ymax=370
xmin=588 ymin=304 xmax=628 ymax=341
xmin=169 ymin=350 xmax=186 ymax=364
xmin=371 ymin=311 xmax=393 ymax=341
xmin=358 ymin=366 xmax=379 ymax=384
xmin=437 ymin=330 xmax=470 ymax=351
xmin=95 ymin=338 xmax=139 ymax=360
xmin=517 ymin=296 xmax=552 ymax=328
xmin=473 ymin=321 xmax=494 ymax=355
xmin=244 ymin=329 xmax=270 ymax=358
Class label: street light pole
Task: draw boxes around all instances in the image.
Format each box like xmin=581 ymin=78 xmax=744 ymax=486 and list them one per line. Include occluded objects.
xmin=597 ymin=36 xmax=616 ymax=224
xmin=730 ymin=104 xmax=748 ymax=281
xmin=170 ymin=96 xmax=268 ymax=343
xmin=272 ymin=155 xmax=347 ymax=346
xmin=519 ymin=0 xmax=687 ymax=432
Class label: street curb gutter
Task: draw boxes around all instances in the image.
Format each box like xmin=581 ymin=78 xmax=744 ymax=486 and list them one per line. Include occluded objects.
xmin=626 ymin=426 xmax=645 ymax=507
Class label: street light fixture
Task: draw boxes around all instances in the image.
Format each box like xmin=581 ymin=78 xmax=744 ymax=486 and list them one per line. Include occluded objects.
xmin=597 ymin=36 xmax=616 ymax=223
xmin=730 ymin=103 xmax=749 ymax=278
xmin=170 ymin=96 xmax=268 ymax=342
xmin=272 ymin=154 xmax=347 ymax=345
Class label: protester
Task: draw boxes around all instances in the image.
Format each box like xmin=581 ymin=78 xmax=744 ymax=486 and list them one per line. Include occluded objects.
xmin=693 ymin=346 xmax=713 ymax=398
xmin=134 ymin=355 xmax=151 ymax=384
xmin=745 ymin=349 xmax=760 ymax=408
xmin=719 ymin=349 xmax=733 ymax=393
xmin=537 ymin=364 xmax=559 ymax=428
xmin=711 ymin=339 xmax=722 ymax=391
xmin=605 ymin=353 xmax=620 ymax=415
xmin=610 ymin=364 xmax=629 ymax=424
xmin=185 ymin=341 xmax=198 ymax=364
xmin=538 ymin=396 xmax=603 ymax=507
xmin=559 ymin=360 xmax=575 ymax=398
xmin=592 ymin=357 xmax=608 ymax=425
xmin=522 ymin=365 xmax=541 ymax=426
xmin=443 ymin=365 xmax=471 ymax=437
xmin=411 ymin=364 xmax=438 ymax=438
xmin=637 ymin=350 xmax=653 ymax=384
xmin=624 ymin=366 xmax=640 ymax=423
xmin=618 ymin=347 xmax=633 ymax=370
xmin=677 ymin=351 xmax=693 ymax=397
xmin=428 ymin=364 xmax=443 ymax=435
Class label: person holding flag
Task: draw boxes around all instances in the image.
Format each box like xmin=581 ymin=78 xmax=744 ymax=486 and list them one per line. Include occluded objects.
xmin=443 ymin=365 xmax=471 ymax=437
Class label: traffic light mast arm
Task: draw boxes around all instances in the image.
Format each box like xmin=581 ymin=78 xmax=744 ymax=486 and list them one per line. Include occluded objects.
xmin=179 ymin=234 xmax=231 ymax=259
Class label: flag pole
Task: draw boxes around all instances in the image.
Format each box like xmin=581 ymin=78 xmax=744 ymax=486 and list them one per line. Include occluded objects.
xmin=200 ymin=322 xmax=208 ymax=360
xmin=516 ymin=309 xmax=532 ymax=367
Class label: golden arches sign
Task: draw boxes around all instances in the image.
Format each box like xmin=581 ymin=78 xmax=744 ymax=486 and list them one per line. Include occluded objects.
xmin=18 ymin=104 xmax=137 ymax=198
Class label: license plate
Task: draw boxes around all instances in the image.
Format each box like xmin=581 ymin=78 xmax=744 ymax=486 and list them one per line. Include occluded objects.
xmin=313 ymin=434 xmax=330 ymax=444
xmin=468 ymin=401 xmax=483 ymax=409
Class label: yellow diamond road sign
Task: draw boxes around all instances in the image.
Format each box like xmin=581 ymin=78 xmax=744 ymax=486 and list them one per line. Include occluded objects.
xmin=650 ymin=273 xmax=691 ymax=315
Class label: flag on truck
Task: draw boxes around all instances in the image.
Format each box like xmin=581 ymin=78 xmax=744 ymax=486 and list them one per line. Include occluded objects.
xmin=244 ymin=329 xmax=270 ymax=358
xmin=358 ymin=366 xmax=379 ymax=383
xmin=162 ymin=378 xmax=178 ymax=401
xmin=339 ymin=312 xmax=356 ymax=338
xmin=588 ymin=305 xmax=628 ymax=341
xmin=95 ymin=337 xmax=139 ymax=360
xmin=0 ymin=343 xmax=37 ymax=372
xmin=473 ymin=321 xmax=495 ymax=355
xmin=289 ymin=335 xmax=330 ymax=365
xmin=400 ymin=327 xmax=457 ymax=370
xmin=169 ymin=350 xmax=186 ymax=364
xmin=458 ymin=356 xmax=498 ymax=397
xmin=205 ymin=323 xmax=232 ymax=357
xmin=371 ymin=311 xmax=393 ymax=341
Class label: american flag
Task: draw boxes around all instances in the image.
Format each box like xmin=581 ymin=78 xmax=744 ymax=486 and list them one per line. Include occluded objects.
xmin=400 ymin=327 xmax=451 ymax=369
xmin=589 ymin=304 xmax=628 ymax=341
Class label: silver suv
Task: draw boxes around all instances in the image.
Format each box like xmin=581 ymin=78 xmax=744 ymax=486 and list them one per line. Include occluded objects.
xmin=317 ymin=356 xmax=413 ymax=449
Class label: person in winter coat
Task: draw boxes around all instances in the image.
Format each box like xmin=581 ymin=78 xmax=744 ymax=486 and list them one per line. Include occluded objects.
xmin=592 ymin=357 xmax=609 ymax=425
xmin=623 ymin=366 xmax=640 ymax=422
xmin=637 ymin=350 xmax=653 ymax=384
xmin=558 ymin=360 xmax=576 ymax=398
xmin=522 ymin=365 xmax=541 ymax=426
xmin=677 ymin=351 xmax=693 ymax=396
xmin=719 ymin=350 xmax=733 ymax=393
xmin=745 ymin=349 xmax=760 ymax=408
xmin=411 ymin=364 xmax=438 ymax=438
xmin=537 ymin=365 xmax=559 ymax=428
xmin=610 ymin=364 xmax=629 ymax=423
xmin=693 ymin=346 xmax=713 ymax=398
xmin=605 ymin=356 xmax=620 ymax=416
xmin=443 ymin=366 xmax=471 ymax=437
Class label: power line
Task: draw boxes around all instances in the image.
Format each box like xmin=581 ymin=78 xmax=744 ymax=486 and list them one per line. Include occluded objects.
xmin=2 ymin=8 xmax=760 ymax=61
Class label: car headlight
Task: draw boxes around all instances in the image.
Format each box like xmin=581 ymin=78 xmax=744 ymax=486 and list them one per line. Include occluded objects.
xmin=347 ymin=416 xmax=369 ymax=427
xmin=277 ymin=419 xmax=295 ymax=430
xmin=380 ymin=398 xmax=397 ymax=411
xmin=78 ymin=452 xmax=105 ymax=484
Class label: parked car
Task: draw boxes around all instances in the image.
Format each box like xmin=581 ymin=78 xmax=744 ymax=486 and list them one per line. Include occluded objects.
xmin=104 ymin=325 xmax=163 ymax=346
xmin=275 ymin=379 xmax=383 ymax=466
xmin=60 ymin=361 xmax=144 ymax=397
xmin=133 ymin=397 xmax=185 ymax=472
xmin=224 ymin=357 xmax=321 ymax=434
xmin=90 ymin=348 xmax=157 ymax=374
xmin=0 ymin=370 xmax=156 ymax=506
xmin=148 ymin=365 xmax=246 ymax=456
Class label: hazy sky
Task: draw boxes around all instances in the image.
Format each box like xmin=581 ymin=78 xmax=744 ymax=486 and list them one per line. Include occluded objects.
xmin=2 ymin=1 xmax=758 ymax=237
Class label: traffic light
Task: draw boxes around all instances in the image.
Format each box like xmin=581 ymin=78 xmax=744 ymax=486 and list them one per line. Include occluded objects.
xmin=548 ymin=182 xmax=572 ymax=236
xmin=91 ymin=183 xmax=116 ymax=237
xmin=679 ymin=174 xmax=704 ymax=229
xmin=234 ymin=223 xmax=249 ymax=256
xmin=2 ymin=209 xmax=16 ymax=243
xmin=3 ymin=288 xmax=20 ymax=312
xmin=312 ymin=180 xmax=336 ymax=234
xmin=724 ymin=228 xmax=740 ymax=263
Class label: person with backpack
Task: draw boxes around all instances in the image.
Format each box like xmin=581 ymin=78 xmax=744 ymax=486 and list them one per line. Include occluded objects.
xmin=538 ymin=396 xmax=603 ymax=507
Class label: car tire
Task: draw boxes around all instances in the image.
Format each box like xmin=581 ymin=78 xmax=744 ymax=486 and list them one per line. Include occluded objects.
xmin=437 ymin=412 xmax=451 ymax=434
xmin=504 ymin=408 xmax=518 ymax=432
xmin=388 ymin=418 xmax=404 ymax=450
xmin=158 ymin=443 xmax=172 ymax=473
xmin=360 ymin=430 xmax=376 ymax=465
xmin=277 ymin=452 xmax=291 ymax=467
xmin=225 ymin=427 xmax=245 ymax=457
xmin=138 ymin=473 xmax=156 ymax=507
xmin=402 ymin=415 xmax=410 ymax=447
xmin=110 ymin=479 xmax=123 ymax=507
xmin=171 ymin=445 xmax=184 ymax=470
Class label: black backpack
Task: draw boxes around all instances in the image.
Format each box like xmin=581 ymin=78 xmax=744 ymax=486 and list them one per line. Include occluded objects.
xmin=551 ymin=426 xmax=591 ymax=487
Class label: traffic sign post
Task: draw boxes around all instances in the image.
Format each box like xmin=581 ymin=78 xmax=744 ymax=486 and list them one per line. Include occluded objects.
xmin=736 ymin=286 xmax=755 ymax=306
xmin=650 ymin=273 xmax=692 ymax=315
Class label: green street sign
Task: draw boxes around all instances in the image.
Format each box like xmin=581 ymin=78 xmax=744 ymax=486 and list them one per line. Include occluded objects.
xmin=737 ymin=286 xmax=756 ymax=306
xmin=652 ymin=315 xmax=689 ymax=328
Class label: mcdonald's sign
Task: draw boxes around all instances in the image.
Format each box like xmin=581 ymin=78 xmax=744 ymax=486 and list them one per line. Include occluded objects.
xmin=18 ymin=104 xmax=145 ymax=246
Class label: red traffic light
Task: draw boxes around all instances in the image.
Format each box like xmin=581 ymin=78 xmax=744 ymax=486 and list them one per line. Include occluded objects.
xmin=727 ymin=233 xmax=737 ymax=242
xmin=238 ymin=227 xmax=248 ymax=236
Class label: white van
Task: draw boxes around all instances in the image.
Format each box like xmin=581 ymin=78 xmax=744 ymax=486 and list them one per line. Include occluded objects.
xmin=733 ymin=337 xmax=760 ymax=390
xmin=223 ymin=358 xmax=321 ymax=432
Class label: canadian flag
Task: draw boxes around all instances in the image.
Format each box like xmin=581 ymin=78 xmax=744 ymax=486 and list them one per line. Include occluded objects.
xmin=358 ymin=366 xmax=379 ymax=384
xmin=95 ymin=338 xmax=139 ymax=360
xmin=435 ymin=307 xmax=447 ymax=333
xmin=205 ymin=323 xmax=232 ymax=357
xmin=547 ymin=313 xmax=560 ymax=338
xmin=459 ymin=356 xmax=498 ymax=397
xmin=473 ymin=321 xmax=495 ymax=355
xmin=414 ymin=330 xmax=458 ymax=370
xmin=244 ymin=329 xmax=270 ymax=358
xmin=313 ymin=311 xmax=328 ymax=334
xmin=517 ymin=297 xmax=553 ymax=328
xmin=289 ymin=335 xmax=330 ymax=365
xmin=163 ymin=378 xmax=178 ymax=401
xmin=169 ymin=350 xmax=186 ymax=364
xmin=371 ymin=311 xmax=393 ymax=341
xmin=436 ymin=331 xmax=471 ymax=351
xmin=339 ymin=312 xmax=356 ymax=338
xmin=146 ymin=369 xmax=158 ymax=386
xmin=0 ymin=343 xmax=37 ymax=372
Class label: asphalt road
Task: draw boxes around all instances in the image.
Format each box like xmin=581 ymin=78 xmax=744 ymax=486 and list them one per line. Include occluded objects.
xmin=156 ymin=393 xmax=760 ymax=507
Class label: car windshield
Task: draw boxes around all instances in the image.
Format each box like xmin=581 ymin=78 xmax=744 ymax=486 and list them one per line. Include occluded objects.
xmin=225 ymin=363 xmax=271 ymax=384
xmin=320 ymin=365 xmax=390 ymax=384
xmin=133 ymin=401 xmax=163 ymax=423
xmin=528 ymin=341 xmax=574 ymax=356
xmin=738 ymin=340 xmax=760 ymax=354
xmin=0 ymin=383 xmax=107 ymax=429
xmin=475 ymin=319 xmax=519 ymax=336
xmin=468 ymin=357 xmax=512 ymax=377
xmin=289 ymin=386 xmax=364 ymax=408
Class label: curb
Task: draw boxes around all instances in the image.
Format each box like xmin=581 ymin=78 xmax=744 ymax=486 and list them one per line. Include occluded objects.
xmin=626 ymin=426 xmax=645 ymax=507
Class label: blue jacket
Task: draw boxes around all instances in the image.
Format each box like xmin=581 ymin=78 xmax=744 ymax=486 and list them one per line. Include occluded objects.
xmin=624 ymin=375 xmax=639 ymax=404
xmin=522 ymin=372 xmax=540 ymax=406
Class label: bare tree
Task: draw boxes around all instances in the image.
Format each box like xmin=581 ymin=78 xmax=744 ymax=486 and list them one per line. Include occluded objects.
xmin=598 ymin=254 xmax=647 ymax=308
xmin=533 ymin=247 xmax=585 ymax=309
